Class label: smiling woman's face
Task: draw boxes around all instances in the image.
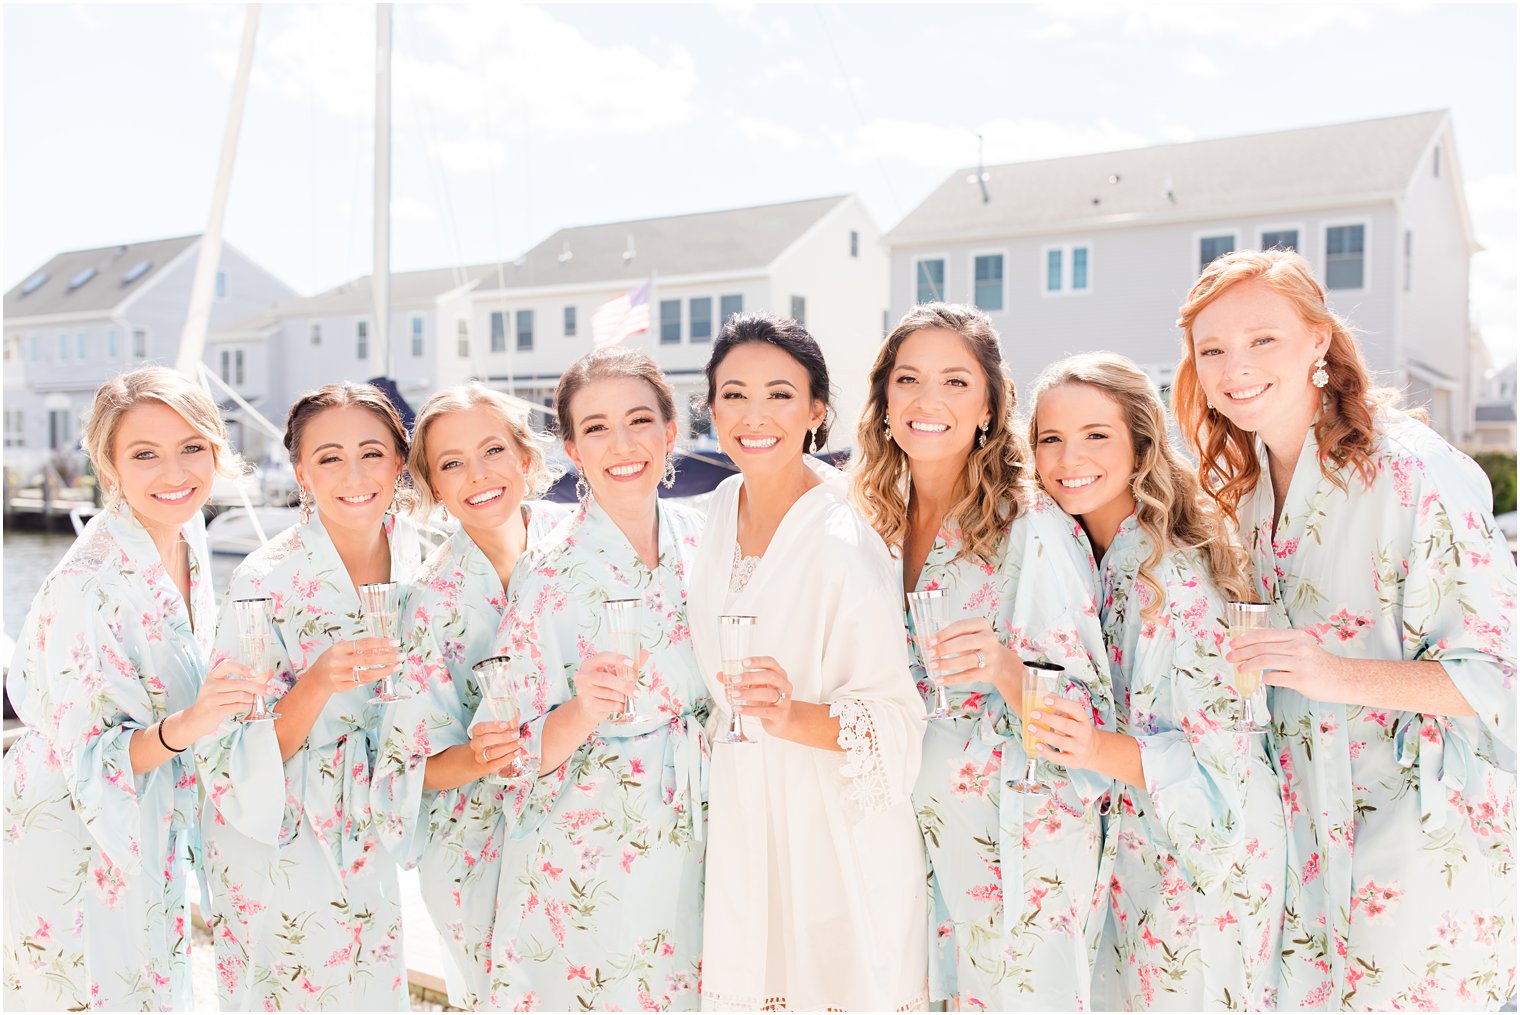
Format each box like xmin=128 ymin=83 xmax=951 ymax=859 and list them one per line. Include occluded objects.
xmin=710 ymin=341 xmax=826 ymax=481
xmin=110 ymin=400 xmax=217 ymax=533
xmin=564 ymin=375 xmax=677 ymax=512
xmin=292 ymin=405 xmax=404 ymax=535
xmin=884 ymin=326 xmax=990 ymax=470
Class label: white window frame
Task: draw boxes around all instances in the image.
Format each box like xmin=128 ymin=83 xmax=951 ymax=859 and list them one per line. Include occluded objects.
xmin=968 ymin=247 xmax=1009 ymax=311
xmin=215 ymin=270 xmax=228 ymax=302
xmin=1192 ymin=227 xmax=1241 ymax=278
xmin=1039 ymin=241 xmax=1095 ymax=297
xmin=107 ymin=329 xmax=119 ymax=358
xmin=1257 ymin=221 xmax=1305 ymax=253
xmin=1321 ymin=218 xmax=1371 ymax=294
xmin=912 ymin=253 xmax=949 ymax=305
xmin=76 ymin=331 xmax=87 ymax=360
xmin=57 ymin=331 xmax=70 ymax=362
xmin=30 ymin=334 xmax=41 ymax=362
xmin=410 ymin=315 xmax=425 ymax=357
xmin=355 ymin=318 xmax=370 ymax=360
xmin=132 ymin=327 xmax=148 ymax=360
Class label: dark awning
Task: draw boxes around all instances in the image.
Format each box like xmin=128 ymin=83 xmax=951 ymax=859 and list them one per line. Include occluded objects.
xmin=543 ymin=448 xmax=851 ymax=503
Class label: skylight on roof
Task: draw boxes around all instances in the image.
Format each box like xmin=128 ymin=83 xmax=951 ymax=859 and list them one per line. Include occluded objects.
xmin=67 ymin=267 xmax=97 ymax=290
xmin=20 ymin=272 xmax=48 ymax=296
xmin=121 ymin=260 xmax=152 ymax=285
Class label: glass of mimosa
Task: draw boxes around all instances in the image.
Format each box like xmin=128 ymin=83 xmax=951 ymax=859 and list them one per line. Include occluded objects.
xmin=1226 ymin=600 xmax=1271 ymax=734
xmin=1007 ymin=660 xmax=1064 ymax=795
xmin=603 ymin=598 xmax=646 ymax=725
xmin=907 ymin=589 xmax=953 ymax=721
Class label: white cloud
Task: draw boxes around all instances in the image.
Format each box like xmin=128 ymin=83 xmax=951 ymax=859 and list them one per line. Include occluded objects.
xmin=1050 ymin=2 xmax=1417 ymax=47
xmin=1026 ymin=21 xmax=1075 ymax=41
xmin=732 ymin=114 xmax=807 ymax=153
xmin=1467 ymin=174 xmax=1517 ymax=364
xmin=227 ymin=4 xmax=699 ymax=177
xmin=756 ymin=58 xmax=809 ymax=84
xmin=1157 ymin=121 xmax=1197 ymax=144
xmin=391 ymin=196 xmax=438 ymax=223
xmin=1180 ymin=50 xmax=1220 ymax=78
xmin=838 ymin=118 xmax=1151 ymax=171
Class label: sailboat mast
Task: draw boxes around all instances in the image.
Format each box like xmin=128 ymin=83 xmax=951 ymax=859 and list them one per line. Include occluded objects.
xmin=176 ymin=4 xmax=261 ymax=376
xmin=373 ymin=3 xmax=393 ymax=379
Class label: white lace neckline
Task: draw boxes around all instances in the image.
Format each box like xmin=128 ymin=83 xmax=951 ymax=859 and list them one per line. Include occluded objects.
xmin=730 ymin=542 xmax=762 ymax=594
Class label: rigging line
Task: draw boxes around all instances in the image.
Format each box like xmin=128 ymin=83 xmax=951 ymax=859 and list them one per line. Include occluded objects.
xmin=308 ymin=3 xmax=320 ymax=295
xmin=396 ymin=8 xmax=467 ymax=293
xmin=473 ymin=4 xmax=517 ymax=397
xmin=812 ymin=3 xmax=903 ymax=222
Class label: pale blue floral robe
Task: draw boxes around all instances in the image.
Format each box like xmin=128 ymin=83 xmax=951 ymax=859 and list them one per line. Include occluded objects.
xmin=482 ymin=497 xmax=711 ymax=1011
xmin=1240 ymin=407 xmax=1516 ymax=1010
xmin=371 ymin=502 xmax=567 ymax=1009
xmin=1086 ymin=514 xmax=1286 ymax=1011
xmin=3 ymin=509 xmax=214 ymax=1011
xmin=193 ymin=512 xmax=423 ymax=1011
xmin=908 ymin=490 xmax=1116 ymax=1012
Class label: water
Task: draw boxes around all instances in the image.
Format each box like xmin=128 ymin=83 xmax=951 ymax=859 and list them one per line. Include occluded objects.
xmin=4 ymin=529 xmax=246 ymax=641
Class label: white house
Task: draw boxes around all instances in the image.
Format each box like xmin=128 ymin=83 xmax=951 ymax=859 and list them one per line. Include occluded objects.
xmin=883 ymin=110 xmax=1482 ymax=442
xmin=3 ymin=235 xmax=296 ymax=474
xmin=225 ymin=195 xmax=888 ymax=453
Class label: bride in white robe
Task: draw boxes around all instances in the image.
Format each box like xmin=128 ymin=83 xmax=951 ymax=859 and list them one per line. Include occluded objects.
xmin=689 ymin=314 xmax=928 ymax=1012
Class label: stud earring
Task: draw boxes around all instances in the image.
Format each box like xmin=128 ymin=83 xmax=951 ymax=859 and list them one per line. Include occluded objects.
xmin=1311 ymin=357 xmax=1329 ymax=389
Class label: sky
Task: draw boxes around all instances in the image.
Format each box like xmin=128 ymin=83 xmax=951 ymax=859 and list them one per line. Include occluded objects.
xmin=3 ymin=2 xmax=1516 ymax=363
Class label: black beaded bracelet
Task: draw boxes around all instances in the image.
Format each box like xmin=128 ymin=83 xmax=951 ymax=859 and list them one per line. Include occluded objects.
xmin=156 ymin=718 xmax=186 ymax=754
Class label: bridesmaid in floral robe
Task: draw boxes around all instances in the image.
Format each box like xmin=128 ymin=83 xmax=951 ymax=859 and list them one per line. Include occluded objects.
xmin=850 ymin=304 xmax=1115 ymax=1011
xmin=372 ymin=384 xmax=567 ymax=1009
xmin=195 ymin=383 xmax=421 ymax=1011
xmin=1176 ymin=249 xmax=1515 ymax=1010
xmin=1028 ymin=353 xmax=1285 ymax=1011
xmin=482 ymin=348 xmax=710 ymax=1010
xmin=4 ymin=369 xmax=262 ymax=1011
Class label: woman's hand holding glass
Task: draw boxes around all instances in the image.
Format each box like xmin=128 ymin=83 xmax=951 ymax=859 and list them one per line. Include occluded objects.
xmin=1227 ymin=627 xmax=1343 ymax=702
xmin=927 ymin=618 xmax=1027 ymax=698
xmin=304 ymin=638 xmax=402 ymax=693
xmin=566 ymin=651 xmax=642 ymax=727
xmin=466 ymin=721 xmax=524 ymax=780
xmin=1023 ymin=694 xmax=1104 ymax=770
xmin=182 ymin=659 xmax=268 ymax=738
xmin=730 ymin=656 xmax=796 ymax=735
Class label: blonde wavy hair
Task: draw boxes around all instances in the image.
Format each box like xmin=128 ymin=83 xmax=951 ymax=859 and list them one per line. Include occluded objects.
xmin=84 ymin=366 xmax=241 ymax=505
xmin=1029 ymin=352 xmax=1253 ymax=616
xmin=1173 ymin=248 xmax=1402 ymax=519
xmin=408 ymin=384 xmax=558 ymax=515
xmin=851 ymin=303 xmax=1030 ymax=564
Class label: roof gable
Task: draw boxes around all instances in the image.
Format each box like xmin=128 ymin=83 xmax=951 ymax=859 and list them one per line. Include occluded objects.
xmin=4 ymin=234 xmax=200 ymax=318
xmin=886 ymin=111 xmax=1448 ymax=246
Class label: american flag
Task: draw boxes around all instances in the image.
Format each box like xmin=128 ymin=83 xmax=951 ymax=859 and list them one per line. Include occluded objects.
xmin=592 ymin=281 xmax=652 ymax=348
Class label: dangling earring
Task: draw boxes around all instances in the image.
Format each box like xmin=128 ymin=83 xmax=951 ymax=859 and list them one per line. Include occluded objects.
xmin=437 ymin=498 xmax=449 ymax=523
xmin=883 ymin=413 xmax=893 ymax=441
xmin=298 ymin=487 xmax=313 ymax=524
xmin=110 ymin=492 xmax=127 ymax=514
xmin=386 ymin=475 xmax=407 ymax=516
xmin=574 ymin=472 xmax=591 ymax=503
xmin=661 ymin=453 xmax=677 ymax=490
xmin=804 ymin=429 xmax=815 ymax=456
xmin=977 ymin=423 xmax=989 ymax=449
xmin=1311 ymin=357 xmax=1329 ymax=389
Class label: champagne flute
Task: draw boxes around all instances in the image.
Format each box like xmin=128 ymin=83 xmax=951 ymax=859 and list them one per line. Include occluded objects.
xmin=907 ymin=589 xmax=953 ymax=721
xmin=603 ymin=598 xmax=646 ymax=725
xmin=1226 ymin=600 xmax=1272 ymax=734
xmin=1007 ymin=660 xmax=1064 ymax=795
xmin=232 ymin=596 xmax=280 ymax=723
xmin=358 ymin=581 xmax=405 ymax=705
xmin=471 ymin=656 xmax=523 ymax=784
xmin=715 ymin=615 xmax=757 ymax=745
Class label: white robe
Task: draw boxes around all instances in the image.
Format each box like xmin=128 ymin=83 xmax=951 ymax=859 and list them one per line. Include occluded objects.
xmin=690 ymin=463 xmax=929 ymax=1012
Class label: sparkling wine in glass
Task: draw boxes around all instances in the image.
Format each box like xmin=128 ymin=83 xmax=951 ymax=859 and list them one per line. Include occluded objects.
xmin=603 ymin=598 xmax=646 ymax=725
xmin=471 ymin=655 xmax=523 ymax=784
xmin=358 ymin=581 xmax=405 ymax=705
xmin=907 ymin=589 xmax=953 ymax=721
xmin=715 ymin=615 xmax=757 ymax=745
xmin=1226 ymin=600 xmax=1272 ymax=734
xmin=232 ymin=597 xmax=280 ymax=723
xmin=1008 ymin=660 xmax=1064 ymax=795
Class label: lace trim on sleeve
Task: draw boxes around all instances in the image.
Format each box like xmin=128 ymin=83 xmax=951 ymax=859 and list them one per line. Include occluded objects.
xmin=830 ymin=698 xmax=895 ymax=814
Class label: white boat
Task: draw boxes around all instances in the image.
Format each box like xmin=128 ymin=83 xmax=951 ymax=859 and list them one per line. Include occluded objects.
xmin=206 ymin=506 xmax=301 ymax=555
